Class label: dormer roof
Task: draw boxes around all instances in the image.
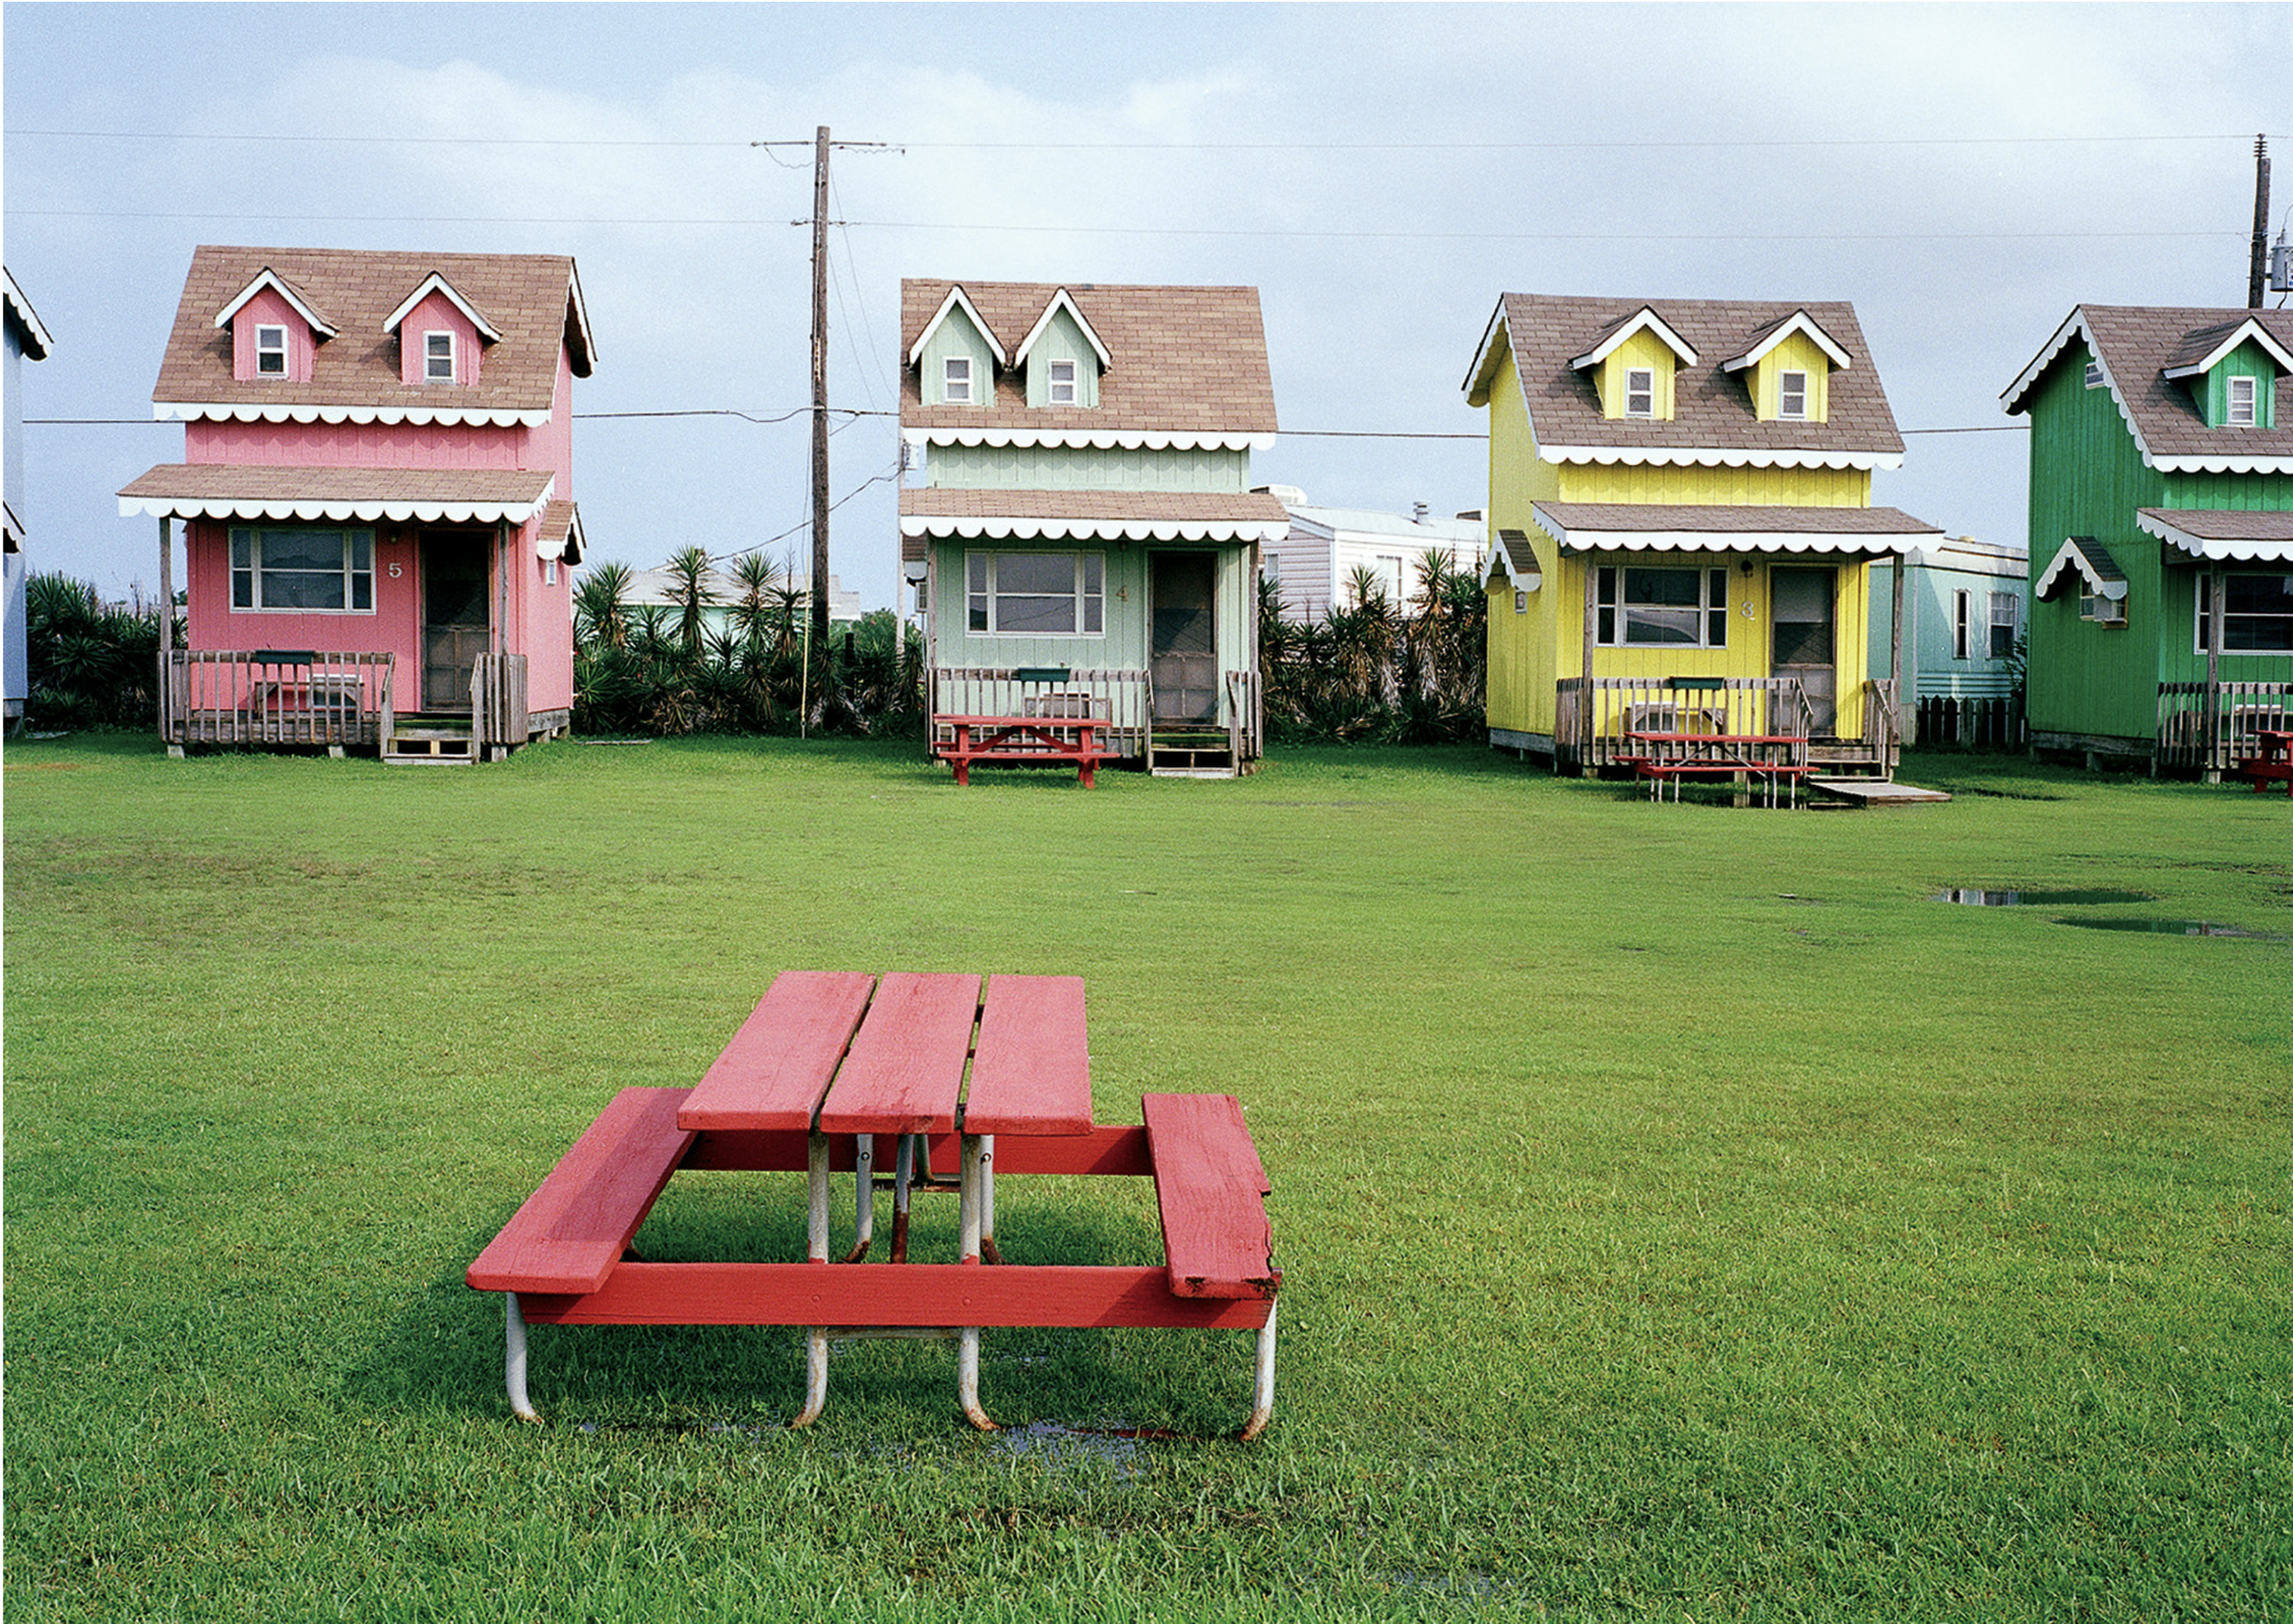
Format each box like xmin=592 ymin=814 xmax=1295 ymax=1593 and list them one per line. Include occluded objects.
xmin=213 ymin=266 xmax=338 ymax=339
xmin=2034 ymin=536 xmax=2128 ymax=602
xmin=906 ymin=283 xmax=1007 ymax=369
xmin=1464 ymin=293 xmax=1905 ymax=470
xmin=1721 ymin=308 xmax=1853 ymax=373
xmin=1011 ymin=287 xmax=1113 ymax=371
xmin=899 ymin=279 xmax=1277 ymax=450
xmin=153 ymin=245 xmax=594 ymax=427
xmin=6 ymin=266 xmax=56 ymax=359
xmin=382 ymin=271 xmax=504 ymax=345
xmin=1567 ymin=305 xmax=1697 ymax=371
xmin=2001 ymin=304 xmax=2293 ymax=473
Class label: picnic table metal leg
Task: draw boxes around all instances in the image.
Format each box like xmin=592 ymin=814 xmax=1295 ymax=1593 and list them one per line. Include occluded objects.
xmin=1239 ymin=1299 xmax=1279 ymax=1442
xmin=891 ymin=1134 xmax=915 ymax=1263
xmin=803 ymin=1130 xmax=834 ymax=1414
xmin=505 ymin=1293 xmax=541 ymax=1423
xmin=957 ymin=1134 xmax=997 ymax=1430
xmin=843 ymin=1133 xmax=876 ymax=1263
xmin=977 ymin=1133 xmax=1002 ymax=1264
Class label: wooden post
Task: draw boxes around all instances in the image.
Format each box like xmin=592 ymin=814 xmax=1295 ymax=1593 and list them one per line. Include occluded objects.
xmin=2251 ymin=135 xmax=2271 ymax=310
xmin=1889 ymin=547 xmax=1907 ymax=735
xmin=2207 ymin=565 xmax=2226 ymax=780
xmin=157 ymin=516 xmax=176 ymax=748
xmin=810 ymin=124 xmax=832 ymax=651
xmin=1579 ymin=553 xmax=1597 ymax=775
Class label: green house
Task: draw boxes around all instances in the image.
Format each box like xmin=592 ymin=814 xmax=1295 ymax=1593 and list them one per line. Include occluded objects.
xmin=898 ymin=281 xmax=1284 ymax=777
xmin=2001 ymin=305 xmax=2293 ymax=772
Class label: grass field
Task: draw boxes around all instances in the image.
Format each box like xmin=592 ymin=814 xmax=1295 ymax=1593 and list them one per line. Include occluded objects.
xmin=5 ymin=733 xmax=2288 ymax=1621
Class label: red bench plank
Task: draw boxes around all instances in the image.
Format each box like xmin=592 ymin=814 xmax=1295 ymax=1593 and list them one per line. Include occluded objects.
xmin=677 ymin=970 xmax=876 ymax=1132
xmin=817 ymin=972 xmax=980 ymax=1134
xmin=682 ymin=1125 xmax=1153 ymax=1177
xmin=467 ymin=1088 xmax=694 ymax=1296
xmin=518 ymin=1262 xmax=1273 ymax=1331
xmin=962 ymin=974 xmax=1092 ymax=1135
xmin=1142 ymin=1093 xmax=1279 ymax=1300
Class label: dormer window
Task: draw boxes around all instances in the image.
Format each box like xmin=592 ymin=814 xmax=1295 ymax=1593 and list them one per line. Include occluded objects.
xmin=1778 ymin=370 xmax=1809 ymax=420
xmin=255 ymin=325 xmax=288 ymax=376
xmin=943 ymin=356 xmax=973 ymax=403
xmin=425 ymin=331 xmax=455 ymax=383
xmin=2227 ymin=375 xmax=2257 ymax=426
xmin=1623 ymin=368 xmax=1654 ymax=418
xmin=2084 ymin=360 xmax=2106 ymax=389
xmin=1048 ymin=359 xmax=1078 ymax=405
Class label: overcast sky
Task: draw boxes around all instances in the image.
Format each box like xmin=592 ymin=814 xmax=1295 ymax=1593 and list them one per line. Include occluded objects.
xmin=6 ymin=2 xmax=2290 ymax=609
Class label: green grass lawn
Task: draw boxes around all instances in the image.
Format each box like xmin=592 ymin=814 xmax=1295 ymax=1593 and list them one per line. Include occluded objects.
xmin=6 ymin=733 xmax=2288 ymax=1621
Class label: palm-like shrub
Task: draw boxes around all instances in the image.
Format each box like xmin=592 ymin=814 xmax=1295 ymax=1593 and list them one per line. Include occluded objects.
xmin=1258 ymin=547 xmax=1487 ymax=745
xmin=22 ymin=573 xmax=175 ymax=729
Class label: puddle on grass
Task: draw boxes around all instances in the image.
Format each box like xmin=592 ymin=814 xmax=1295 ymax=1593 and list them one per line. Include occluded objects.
xmin=989 ymin=1420 xmax=1164 ymax=1479
xmin=1933 ymin=888 xmax=2155 ymax=906
xmin=2055 ymin=917 xmax=2287 ymax=941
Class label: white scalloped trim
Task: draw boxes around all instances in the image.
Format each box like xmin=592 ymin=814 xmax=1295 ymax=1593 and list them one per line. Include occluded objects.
xmin=901 ymin=426 xmax=1273 ymax=453
xmin=1536 ymin=443 xmax=1900 ymax=472
xmin=2033 ymin=537 xmax=2127 ymax=601
xmin=2152 ymin=452 xmax=2293 ymax=475
xmin=2134 ymin=512 xmax=2293 ymax=562
xmin=155 ymin=401 xmax=551 ymax=428
xmin=118 ymin=480 xmax=553 ymax=526
xmin=900 ymin=514 xmax=1288 ymax=544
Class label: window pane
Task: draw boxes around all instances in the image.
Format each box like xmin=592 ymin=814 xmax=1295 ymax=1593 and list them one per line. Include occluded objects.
xmin=230 ymin=530 xmax=252 ymax=569
xmin=350 ymin=534 xmax=372 ymax=571
xmin=232 ymin=570 xmax=253 ymax=609
xmin=2225 ymin=574 xmax=2293 ymax=615
xmin=263 ymin=529 xmax=346 ymax=572
xmin=351 ymin=571 xmax=372 ymax=612
xmin=996 ymin=594 xmax=1076 ymax=634
xmin=1623 ymin=569 xmax=1698 ymax=606
xmin=1623 ymin=607 xmax=1700 ymax=645
xmin=264 ymin=571 xmax=347 ymax=610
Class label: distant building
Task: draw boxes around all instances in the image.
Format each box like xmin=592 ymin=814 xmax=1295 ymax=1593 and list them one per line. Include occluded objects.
xmin=6 ymin=267 xmax=55 ymax=728
xmin=1257 ymin=487 xmax=1486 ymax=623
xmin=1866 ymin=535 xmax=2026 ymax=742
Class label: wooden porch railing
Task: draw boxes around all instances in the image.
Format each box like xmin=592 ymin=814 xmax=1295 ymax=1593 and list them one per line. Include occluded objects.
xmin=1225 ymin=668 xmax=1263 ymax=764
xmin=472 ymin=653 xmax=530 ymax=749
xmin=1553 ymin=677 xmax=1807 ymax=773
xmin=1859 ymin=678 xmax=1901 ymax=776
xmin=2157 ymin=680 xmax=2293 ymax=774
xmin=930 ymin=667 xmax=1151 ymax=757
xmin=160 ymin=650 xmax=394 ymax=748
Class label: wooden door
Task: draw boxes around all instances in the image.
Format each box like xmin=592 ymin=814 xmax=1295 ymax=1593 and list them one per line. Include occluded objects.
xmin=1150 ymin=552 xmax=1217 ymax=724
xmin=422 ymin=535 xmax=490 ymax=713
xmin=1771 ymin=566 xmax=1837 ymax=733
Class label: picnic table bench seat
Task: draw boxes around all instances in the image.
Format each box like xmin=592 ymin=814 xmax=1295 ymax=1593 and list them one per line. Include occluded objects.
xmin=466 ymin=1088 xmax=694 ymax=1297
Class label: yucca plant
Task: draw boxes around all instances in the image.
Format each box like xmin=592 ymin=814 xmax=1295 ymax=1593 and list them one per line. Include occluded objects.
xmin=572 ymin=560 xmax=633 ymax=651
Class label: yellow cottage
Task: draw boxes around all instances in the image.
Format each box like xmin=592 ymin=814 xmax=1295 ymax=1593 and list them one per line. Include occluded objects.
xmin=1462 ymin=295 xmax=1941 ymax=775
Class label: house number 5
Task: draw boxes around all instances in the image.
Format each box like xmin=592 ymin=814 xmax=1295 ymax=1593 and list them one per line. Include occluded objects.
xmin=389 ymin=562 xmax=404 ymax=579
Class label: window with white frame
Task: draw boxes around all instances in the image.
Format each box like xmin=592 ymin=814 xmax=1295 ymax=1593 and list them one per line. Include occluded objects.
xmin=1623 ymin=367 xmax=1655 ymax=418
xmin=1373 ymin=555 xmax=1405 ymax=605
xmin=228 ymin=526 xmax=375 ymax=613
xmin=255 ymin=324 xmax=288 ymax=376
xmin=1953 ymin=589 xmax=1974 ymax=660
xmin=965 ymin=551 xmax=1104 ymax=635
xmin=424 ymin=331 xmax=454 ymax=382
xmin=1595 ymin=565 xmax=1728 ymax=647
xmin=2081 ymin=586 xmax=2126 ymax=626
xmin=2198 ymin=572 xmax=2293 ymax=653
xmin=2084 ymin=360 xmax=2106 ymax=389
xmin=1988 ymin=591 xmax=2019 ymax=659
xmin=1778 ymin=370 xmax=1810 ymax=420
xmin=943 ymin=355 xmax=973 ymax=403
xmin=2226 ymin=375 xmax=2258 ymax=426
xmin=1047 ymin=359 xmax=1078 ymax=405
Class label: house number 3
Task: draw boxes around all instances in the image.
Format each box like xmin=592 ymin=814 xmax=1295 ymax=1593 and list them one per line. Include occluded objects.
xmin=1740 ymin=600 xmax=1756 ymax=619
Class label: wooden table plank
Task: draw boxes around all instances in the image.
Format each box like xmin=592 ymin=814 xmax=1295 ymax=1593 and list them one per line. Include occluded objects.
xmin=466 ymin=1088 xmax=695 ymax=1296
xmin=962 ymin=974 xmax=1092 ymax=1135
xmin=817 ymin=971 xmax=980 ymax=1134
xmin=1143 ymin=1092 xmax=1279 ymax=1300
xmin=677 ymin=970 xmax=878 ymax=1132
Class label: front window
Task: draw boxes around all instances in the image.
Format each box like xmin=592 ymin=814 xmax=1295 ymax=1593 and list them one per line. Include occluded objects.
xmin=943 ymin=355 xmax=973 ymax=403
xmin=1047 ymin=359 xmax=1078 ymax=405
xmin=1596 ymin=565 xmax=1729 ymax=647
xmin=2226 ymin=375 xmax=2258 ymax=426
xmin=1953 ymin=590 xmax=1973 ymax=660
xmin=2199 ymin=572 xmax=2293 ymax=653
xmin=425 ymin=331 xmax=455 ymax=382
xmin=228 ymin=526 xmax=375 ymax=613
xmin=1988 ymin=591 xmax=2019 ymax=659
xmin=255 ymin=324 xmax=288 ymax=376
xmin=1623 ymin=367 xmax=1654 ymax=418
xmin=965 ymin=551 xmax=1104 ymax=635
xmin=1778 ymin=370 xmax=1809 ymax=420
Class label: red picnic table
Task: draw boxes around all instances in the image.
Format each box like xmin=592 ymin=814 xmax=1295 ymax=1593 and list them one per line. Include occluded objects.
xmin=934 ymin=714 xmax=1115 ymax=787
xmin=2238 ymin=728 xmax=2293 ymax=796
xmin=467 ymin=971 xmax=1280 ymax=1435
xmin=1619 ymin=730 xmax=1811 ymax=808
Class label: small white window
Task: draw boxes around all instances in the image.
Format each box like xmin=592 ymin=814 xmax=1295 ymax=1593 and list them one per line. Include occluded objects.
xmin=1953 ymin=590 xmax=1973 ymax=660
xmin=1047 ymin=359 xmax=1078 ymax=405
xmin=1623 ymin=367 xmax=1655 ymax=418
xmin=943 ymin=355 xmax=972 ymax=403
xmin=2081 ymin=589 xmax=2126 ymax=627
xmin=2227 ymin=375 xmax=2257 ymax=426
xmin=1514 ymin=588 xmax=1528 ymax=615
xmin=2084 ymin=360 xmax=2106 ymax=389
xmin=545 ymin=558 xmax=559 ymax=587
xmin=1988 ymin=591 xmax=2019 ymax=659
xmin=1778 ymin=370 xmax=1809 ymax=420
xmin=425 ymin=331 xmax=454 ymax=382
xmin=255 ymin=324 xmax=288 ymax=376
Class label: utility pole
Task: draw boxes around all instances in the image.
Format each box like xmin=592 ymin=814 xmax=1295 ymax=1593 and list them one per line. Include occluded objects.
xmin=2250 ymin=134 xmax=2271 ymax=309
xmin=810 ymin=124 xmax=833 ymax=649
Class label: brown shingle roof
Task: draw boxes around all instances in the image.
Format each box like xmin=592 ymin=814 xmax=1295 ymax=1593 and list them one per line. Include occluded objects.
xmin=1475 ymin=294 xmax=1906 ymax=460
xmin=152 ymin=246 xmax=592 ymax=414
xmin=1531 ymin=502 xmax=1940 ymax=536
xmin=899 ymin=280 xmax=1276 ymax=436
xmin=118 ymin=463 xmax=554 ymax=514
xmin=2134 ymin=507 xmax=2293 ymax=543
xmin=901 ymin=489 xmax=1288 ymax=524
xmin=2034 ymin=305 xmax=2293 ymax=463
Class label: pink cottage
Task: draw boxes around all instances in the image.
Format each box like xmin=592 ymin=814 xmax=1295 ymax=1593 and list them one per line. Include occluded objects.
xmin=119 ymin=247 xmax=596 ymax=761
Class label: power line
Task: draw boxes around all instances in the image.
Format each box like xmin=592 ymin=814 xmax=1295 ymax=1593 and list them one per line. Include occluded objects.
xmin=29 ymin=416 xmax=2025 ymax=436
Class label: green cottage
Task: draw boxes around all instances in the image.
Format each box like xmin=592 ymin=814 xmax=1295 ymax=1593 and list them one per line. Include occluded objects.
xmin=899 ymin=281 xmax=1283 ymax=778
xmin=2001 ymin=305 xmax=2293 ymax=773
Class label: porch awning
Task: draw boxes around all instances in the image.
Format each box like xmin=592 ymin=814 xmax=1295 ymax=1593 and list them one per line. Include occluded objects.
xmin=898 ymin=487 xmax=1290 ymax=545
xmin=1527 ymin=501 xmax=1942 ymax=557
xmin=2135 ymin=508 xmax=2293 ymax=564
xmin=117 ymin=464 xmax=557 ymax=525
xmin=2034 ymin=536 xmax=2127 ymax=602
xmin=537 ymin=499 xmax=585 ymax=565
